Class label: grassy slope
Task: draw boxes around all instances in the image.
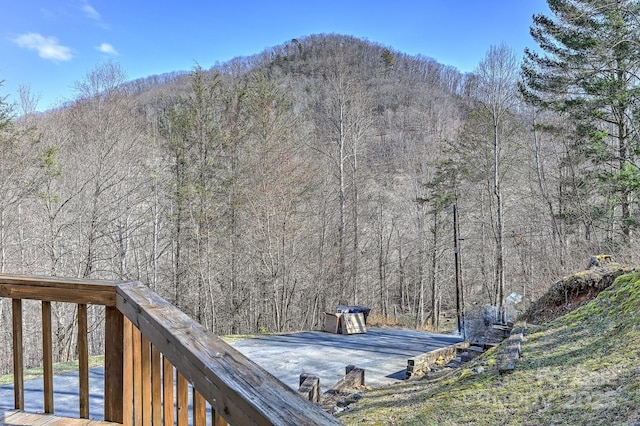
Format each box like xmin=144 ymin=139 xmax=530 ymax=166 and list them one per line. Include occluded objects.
xmin=340 ymin=272 xmax=640 ymax=425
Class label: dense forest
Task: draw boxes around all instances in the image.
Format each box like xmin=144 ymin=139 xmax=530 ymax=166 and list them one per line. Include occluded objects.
xmin=2 ymin=0 xmax=640 ymax=373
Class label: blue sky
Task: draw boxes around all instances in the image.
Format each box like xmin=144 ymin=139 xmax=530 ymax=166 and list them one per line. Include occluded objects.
xmin=1 ymin=1 xmax=551 ymax=112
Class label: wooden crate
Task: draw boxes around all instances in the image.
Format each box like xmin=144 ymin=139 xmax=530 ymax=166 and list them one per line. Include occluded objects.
xmin=323 ymin=312 xmax=341 ymax=333
xmin=341 ymin=313 xmax=366 ymax=334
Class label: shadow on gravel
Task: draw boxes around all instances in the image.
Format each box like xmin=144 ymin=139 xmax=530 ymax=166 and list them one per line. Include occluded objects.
xmin=0 ymin=328 xmax=462 ymax=420
xmin=231 ymin=327 xmax=462 ymax=390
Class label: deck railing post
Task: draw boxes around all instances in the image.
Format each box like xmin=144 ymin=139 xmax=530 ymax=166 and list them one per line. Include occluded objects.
xmin=132 ymin=325 xmax=143 ymax=425
xmin=11 ymin=298 xmax=24 ymax=410
xmin=177 ymin=371 xmax=189 ymax=425
xmin=141 ymin=335 xmax=152 ymax=425
xmin=78 ymin=303 xmax=89 ymax=418
xmin=122 ymin=318 xmax=134 ymax=426
xmin=104 ymin=306 xmax=124 ymax=423
xmin=162 ymin=355 xmax=175 ymax=425
xmin=42 ymin=301 xmax=54 ymax=413
xmin=1 ymin=274 xmax=342 ymax=425
xmin=151 ymin=346 xmax=162 ymax=424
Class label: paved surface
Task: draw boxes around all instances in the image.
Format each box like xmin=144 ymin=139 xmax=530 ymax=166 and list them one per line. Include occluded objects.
xmin=231 ymin=328 xmax=462 ymax=392
xmin=0 ymin=368 xmax=107 ymax=419
xmin=0 ymin=328 xmax=461 ymax=420
xmin=0 ymin=369 xmax=197 ymax=423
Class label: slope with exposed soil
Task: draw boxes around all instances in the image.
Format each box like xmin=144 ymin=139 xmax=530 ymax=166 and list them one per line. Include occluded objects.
xmin=523 ymin=255 xmax=632 ymax=324
xmin=339 ymin=258 xmax=640 ymax=425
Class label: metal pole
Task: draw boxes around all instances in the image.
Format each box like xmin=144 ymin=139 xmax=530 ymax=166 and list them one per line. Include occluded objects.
xmin=453 ymin=204 xmax=464 ymax=338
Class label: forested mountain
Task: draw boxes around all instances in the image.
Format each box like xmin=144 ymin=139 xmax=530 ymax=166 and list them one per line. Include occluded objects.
xmin=1 ymin=25 xmax=638 ymax=370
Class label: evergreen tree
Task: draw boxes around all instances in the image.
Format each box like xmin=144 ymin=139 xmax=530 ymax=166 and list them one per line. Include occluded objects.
xmin=521 ymin=0 xmax=640 ymax=243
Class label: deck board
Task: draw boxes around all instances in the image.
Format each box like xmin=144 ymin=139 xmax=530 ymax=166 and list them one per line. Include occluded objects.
xmin=0 ymin=410 xmax=120 ymax=425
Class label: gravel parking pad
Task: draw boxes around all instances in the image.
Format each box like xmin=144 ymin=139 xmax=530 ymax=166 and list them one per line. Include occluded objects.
xmin=230 ymin=328 xmax=462 ymax=392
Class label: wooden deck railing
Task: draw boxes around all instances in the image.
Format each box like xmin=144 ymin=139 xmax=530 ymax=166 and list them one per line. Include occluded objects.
xmin=0 ymin=274 xmax=341 ymax=425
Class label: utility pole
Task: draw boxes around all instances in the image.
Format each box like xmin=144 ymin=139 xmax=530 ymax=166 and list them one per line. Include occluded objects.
xmin=452 ymin=203 xmax=465 ymax=339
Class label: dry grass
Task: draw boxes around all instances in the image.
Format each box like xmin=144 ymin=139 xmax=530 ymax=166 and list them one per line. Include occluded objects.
xmin=0 ymin=355 xmax=105 ymax=386
xmin=366 ymin=312 xmax=458 ymax=335
xmin=339 ymin=272 xmax=640 ymax=425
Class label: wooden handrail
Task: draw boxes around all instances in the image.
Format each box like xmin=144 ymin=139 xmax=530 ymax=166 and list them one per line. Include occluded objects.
xmin=0 ymin=274 xmax=342 ymax=425
xmin=116 ymin=281 xmax=340 ymax=425
xmin=0 ymin=275 xmax=122 ymax=422
xmin=0 ymin=274 xmax=119 ymax=305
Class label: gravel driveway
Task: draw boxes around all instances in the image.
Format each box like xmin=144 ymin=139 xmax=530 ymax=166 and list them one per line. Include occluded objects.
xmin=0 ymin=327 xmax=461 ymax=419
xmin=0 ymin=368 xmax=106 ymax=419
xmin=231 ymin=328 xmax=462 ymax=392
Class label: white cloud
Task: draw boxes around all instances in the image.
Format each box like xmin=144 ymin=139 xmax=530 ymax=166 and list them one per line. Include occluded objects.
xmin=13 ymin=33 xmax=73 ymax=61
xmin=97 ymin=43 xmax=118 ymax=55
xmin=81 ymin=0 xmax=101 ymax=20
xmin=80 ymin=0 xmax=109 ymax=29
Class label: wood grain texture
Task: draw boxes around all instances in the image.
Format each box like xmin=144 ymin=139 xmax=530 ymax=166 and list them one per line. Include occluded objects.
xmin=2 ymin=275 xmax=339 ymax=425
xmin=194 ymin=389 xmax=206 ymax=426
xmin=104 ymin=307 xmax=124 ymax=423
xmin=406 ymin=345 xmax=457 ymax=378
xmin=212 ymin=408 xmax=228 ymax=426
xmin=0 ymin=273 xmax=121 ymax=290
xmin=42 ymin=301 xmax=54 ymax=413
xmin=162 ymin=356 xmax=174 ymax=426
xmin=298 ymin=375 xmax=320 ymax=403
xmin=12 ymin=298 xmax=24 ymax=410
xmin=326 ymin=365 xmax=364 ymax=395
xmin=0 ymin=274 xmax=120 ymax=306
xmin=132 ymin=326 xmax=142 ymax=425
xmin=141 ymin=335 xmax=152 ymax=426
xmin=342 ymin=313 xmax=367 ymax=334
xmin=151 ymin=345 xmax=162 ymax=425
xmin=116 ymin=282 xmax=341 ymax=425
xmin=176 ymin=372 xmax=188 ymax=426
xmin=0 ymin=285 xmax=116 ymax=306
xmin=1 ymin=410 xmax=120 ymax=425
xmin=78 ymin=304 xmax=89 ymax=419
xmin=122 ymin=317 xmax=133 ymax=426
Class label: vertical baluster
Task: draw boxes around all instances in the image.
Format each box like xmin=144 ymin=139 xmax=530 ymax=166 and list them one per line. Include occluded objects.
xmin=141 ymin=335 xmax=151 ymax=426
xmin=162 ymin=355 xmax=174 ymax=426
xmin=12 ymin=298 xmax=24 ymax=410
xmin=176 ymin=371 xmax=188 ymax=425
xmin=194 ymin=389 xmax=206 ymax=426
xmin=132 ymin=326 xmax=143 ymax=425
xmin=42 ymin=301 xmax=54 ymax=413
xmin=212 ymin=406 xmax=228 ymax=426
xmin=104 ymin=306 xmax=124 ymax=423
xmin=123 ymin=316 xmax=134 ymax=426
xmin=78 ymin=303 xmax=89 ymax=418
xmin=151 ymin=345 xmax=162 ymax=424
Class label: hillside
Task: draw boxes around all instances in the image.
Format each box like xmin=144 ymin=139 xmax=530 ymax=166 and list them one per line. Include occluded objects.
xmin=0 ymin=33 xmax=477 ymax=373
xmin=339 ymin=270 xmax=640 ymax=425
xmin=4 ymin=30 xmax=640 ymax=380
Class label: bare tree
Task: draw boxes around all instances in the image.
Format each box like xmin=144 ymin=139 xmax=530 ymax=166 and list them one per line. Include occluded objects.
xmin=473 ymin=44 xmax=520 ymax=323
